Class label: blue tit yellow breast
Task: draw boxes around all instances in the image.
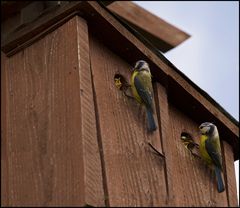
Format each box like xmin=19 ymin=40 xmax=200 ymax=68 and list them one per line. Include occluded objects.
xmin=131 ymin=70 xmax=142 ymax=103
xmin=199 ymin=135 xmax=213 ymax=165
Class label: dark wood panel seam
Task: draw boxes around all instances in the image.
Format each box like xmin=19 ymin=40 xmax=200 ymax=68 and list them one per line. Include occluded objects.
xmin=221 ymin=142 xmax=230 ymax=206
xmin=153 ymin=83 xmax=170 ymax=204
xmin=1 ymin=57 xmax=10 ymax=206
xmin=90 ymin=60 xmax=110 ymax=207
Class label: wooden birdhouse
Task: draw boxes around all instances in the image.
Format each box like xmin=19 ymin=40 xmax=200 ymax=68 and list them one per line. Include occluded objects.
xmin=1 ymin=1 xmax=239 ymax=207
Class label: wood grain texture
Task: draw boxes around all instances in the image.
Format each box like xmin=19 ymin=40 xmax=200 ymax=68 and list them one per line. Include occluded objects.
xmin=156 ymin=84 xmax=230 ymax=206
xmin=168 ymin=104 xmax=228 ymax=206
xmin=222 ymin=141 xmax=238 ymax=206
xmin=1 ymin=52 xmax=9 ymax=206
xmin=76 ymin=16 xmax=105 ymax=207
xmin=155 ymin=83 xmax=175 ymax=206
xmin=1 ymin=16 xmax=104 ymax=206
xmin=107 ymin=1 xmax=190 ymax=51
xmin=89 ymin=34 xmax=167 ymax=207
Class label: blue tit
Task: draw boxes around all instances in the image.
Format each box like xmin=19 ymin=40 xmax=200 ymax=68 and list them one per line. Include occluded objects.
xmin=199 ymin=122 xmax=225 ymax=193
xmin=130 ymin=60 xmax=157 ymax=132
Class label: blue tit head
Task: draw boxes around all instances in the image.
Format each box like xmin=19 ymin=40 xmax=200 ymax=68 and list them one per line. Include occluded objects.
xmin=199 ymin=122 xmax=216 ymax=135
xmin=134 ymin=60 xmax=150 ymax=73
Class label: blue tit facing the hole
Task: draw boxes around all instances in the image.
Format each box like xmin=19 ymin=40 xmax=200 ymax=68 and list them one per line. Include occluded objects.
xmin=130 ymin=60 xmax=157 ymax=132
xmin=199 ymin=122 xmax=225 ymax=193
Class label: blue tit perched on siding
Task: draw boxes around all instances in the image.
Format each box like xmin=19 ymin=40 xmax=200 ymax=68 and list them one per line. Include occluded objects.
xmin=131 ymin=60 xmax=157 ymax=132
xmin=199 ymin=122 xmax=225 ymax=193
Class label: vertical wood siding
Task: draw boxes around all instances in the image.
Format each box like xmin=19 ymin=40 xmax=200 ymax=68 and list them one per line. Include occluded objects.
xmin=222 ymin=141 xmax=238 ymax=206
xmin=1 ymin=16 xmax=104 ymax=207
xmin=1 ymin=15 xmax=237 ymax=207
xmin=167 ymin=104 xmax=228 ymax=206
xmin=89 ymin=35 xmax=167 ymax=207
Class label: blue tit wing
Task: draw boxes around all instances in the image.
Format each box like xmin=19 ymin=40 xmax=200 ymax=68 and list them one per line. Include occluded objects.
xmin=134 ymin=74 xmax=153 ymax=111
xmin=205 ymin=139 xmax=222 ymax=170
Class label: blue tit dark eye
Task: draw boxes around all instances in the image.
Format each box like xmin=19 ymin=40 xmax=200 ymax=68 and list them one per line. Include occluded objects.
xmin=136 ymin=61 xmax=145 ymax=70
xmin=199 ymin=125 xmax=205 ymax=129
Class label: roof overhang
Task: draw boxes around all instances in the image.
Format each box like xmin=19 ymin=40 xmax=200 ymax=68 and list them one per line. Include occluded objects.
xmin=107 ymin=1 xmax=190 ymax=52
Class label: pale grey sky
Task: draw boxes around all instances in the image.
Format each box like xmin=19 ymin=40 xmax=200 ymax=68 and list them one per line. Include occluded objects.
xmin=134 ymin=1 xmax=239 ymax=203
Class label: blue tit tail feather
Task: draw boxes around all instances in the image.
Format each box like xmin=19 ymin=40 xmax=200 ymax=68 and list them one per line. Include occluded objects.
xmin=146 ymin=108 xmax=157 ymax=132
xmin=214 ymin=166 xmax=225 ymax=193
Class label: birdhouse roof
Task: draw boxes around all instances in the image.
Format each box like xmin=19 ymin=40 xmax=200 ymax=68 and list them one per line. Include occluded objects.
xmin=106 ymin=1 xmax=190 ymax=52
xmin=1 ymin=1 xmax=239 ymax=160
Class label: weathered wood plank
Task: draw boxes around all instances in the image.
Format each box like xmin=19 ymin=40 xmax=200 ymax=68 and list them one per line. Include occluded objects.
xmin=76 ymin=16 xmax=105 ymax=207
xmin=107 ymin=1 xmax=190 ymax=52
xmin=89 ymin=34 xmax=167 ymax=207
xmin=166 ymin=104 xmax=228 ymax=206
xmin=1 ymin=16 xmax=104 ymax=206
xmin=156 ymin=84 xmax=230 ymax=206
xmin=155 ymin=83 xmax=175 ymax=206
xmin=1 ymin=52 xmax=10 ymax=206
xmin=222 ymin=141 xmax=238 ymax=206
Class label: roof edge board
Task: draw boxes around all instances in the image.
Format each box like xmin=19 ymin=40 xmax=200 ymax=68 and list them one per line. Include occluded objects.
xmin=108 ymin=13 xmax=174 ymax=52
xmin=107 ymin=1 xmax=190 ymax=49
